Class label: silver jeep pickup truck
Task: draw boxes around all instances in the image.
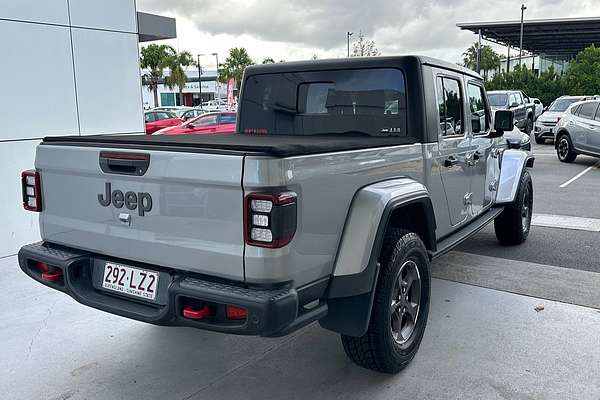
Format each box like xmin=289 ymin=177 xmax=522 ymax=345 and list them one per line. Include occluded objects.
xmin=19 ymin=56 xmax=534 ymax=373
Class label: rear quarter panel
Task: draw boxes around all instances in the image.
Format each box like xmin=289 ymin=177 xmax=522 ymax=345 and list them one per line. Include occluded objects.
xmin=243 ymin=143 xmax=447 ymax=287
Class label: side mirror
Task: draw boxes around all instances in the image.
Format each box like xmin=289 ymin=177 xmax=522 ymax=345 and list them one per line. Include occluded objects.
xmin=490 ymin=110 xmax=514 ymax=138
xmin=510 ymin=102 xmax=519 ymax=108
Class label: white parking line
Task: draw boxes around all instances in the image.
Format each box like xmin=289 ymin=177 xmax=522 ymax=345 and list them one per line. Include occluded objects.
xmin=559 ymin=161 xmax=600 ymax=188
xmin=531 ymin=213 xmax=600 ymax=232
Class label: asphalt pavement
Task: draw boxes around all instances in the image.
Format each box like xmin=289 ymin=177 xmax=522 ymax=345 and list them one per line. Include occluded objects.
xmin=458 ymin=141 xmax=600 ymax=272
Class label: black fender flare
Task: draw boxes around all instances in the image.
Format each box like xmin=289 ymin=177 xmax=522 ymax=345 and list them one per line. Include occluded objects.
xmin=319 ymin=196 xmax=436 ymax=337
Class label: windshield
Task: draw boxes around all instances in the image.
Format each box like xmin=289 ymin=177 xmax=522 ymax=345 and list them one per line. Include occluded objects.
xmin=488 ymin=93 xmax=508 ymax=107
xmin=239 ymin=68 xmax=408 ymax=137
xmin=549 ymin=98 xmax=581 ymax=112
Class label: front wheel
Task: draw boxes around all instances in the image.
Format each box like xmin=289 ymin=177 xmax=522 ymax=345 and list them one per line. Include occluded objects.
xmin=557 ymin=134 xmax=577 ymax=163
xmin=341 ymin=229 xmax=431 ymax=374
xmin=494 ymin=170 xmax=533 ymax=245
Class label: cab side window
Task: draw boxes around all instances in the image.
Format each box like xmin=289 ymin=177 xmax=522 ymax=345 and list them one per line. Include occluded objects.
xmin=467 ymin=83 xmax=489 ymax=134
xmin=145 ymin=113 xmax=156 ymax=123
xmin=436 ymin=77 xmax=464 ymax=136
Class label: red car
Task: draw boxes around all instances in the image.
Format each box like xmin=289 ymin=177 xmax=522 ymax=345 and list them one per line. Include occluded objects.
xmin=145 ymin=111 xmax=182 ymax=134
xmin=158 ymin=112 xmax=237 ymax=135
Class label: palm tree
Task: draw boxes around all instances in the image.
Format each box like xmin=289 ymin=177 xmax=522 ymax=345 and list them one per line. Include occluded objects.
xmin=218 ymin=48 xmax=254 ymax=89
xmin=463 ymin=43 xmax=501 ymax=79
xmin=140 ymin=44 xmax=176 ymax=107
xmin=164 ymin=51 xmax=195 ymax=106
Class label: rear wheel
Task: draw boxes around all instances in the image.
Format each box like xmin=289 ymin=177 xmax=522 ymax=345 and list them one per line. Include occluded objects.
xmin=534 ymin=135 xmax=545 ymax=145
xmin=341 ymin=229 xmax=430 ymax=374
xmin=494 ymin=170 xmax=533 ymax=245
xmin=525 ymin=117 xmax=533 ymax=135
xmin=557 ymin=134 xmax=577 ymax=163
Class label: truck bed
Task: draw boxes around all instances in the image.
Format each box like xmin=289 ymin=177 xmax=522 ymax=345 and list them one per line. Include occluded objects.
xmin=42 ymin=133 xmax=418 ymax=157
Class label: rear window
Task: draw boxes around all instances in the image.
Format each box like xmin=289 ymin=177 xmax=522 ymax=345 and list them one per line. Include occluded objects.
xmin=239 ymin=68 xmax=408 ymax=137
xmin=488 ymin=93 xmax=508 ymax=107
xmin=549 ymin=98 xmax=581 ymax=112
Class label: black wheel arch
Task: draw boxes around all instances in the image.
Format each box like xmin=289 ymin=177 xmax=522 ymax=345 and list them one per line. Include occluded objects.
xmin=319 ymin=196 xmax=436 ymax=337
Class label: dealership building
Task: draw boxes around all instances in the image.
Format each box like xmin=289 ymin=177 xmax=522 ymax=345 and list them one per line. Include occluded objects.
xmin=141 ymin=69 xmax=228 ymax=108
xmin=0 ymin=0 xmax=175 ymax=258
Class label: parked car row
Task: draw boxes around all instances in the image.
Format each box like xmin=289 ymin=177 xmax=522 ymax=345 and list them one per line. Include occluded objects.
xmin=553 ymin=99 xmax=600 ymax=162
xmin=534 ymin=95 xmax=598 ymax=144
xmin=144 ymin=110 xmax=182 ymax=134
xmin=156 ymin=112 xmax=237 ymax=135
xmin=488 ymin=90 xmax=536 ymax=134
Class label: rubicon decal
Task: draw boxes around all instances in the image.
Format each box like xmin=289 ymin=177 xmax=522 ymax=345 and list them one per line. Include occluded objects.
xmin=98 ymin=182 xmax=152 ymax=216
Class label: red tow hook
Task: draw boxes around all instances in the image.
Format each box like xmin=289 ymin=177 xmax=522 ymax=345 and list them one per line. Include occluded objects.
xmin=42 ymin=270 xmax=64 ymax=283
xmin=183 ymin=305 xmax=211 ymax=320
xmin=36 ymin=262 xmax=64 ymax=283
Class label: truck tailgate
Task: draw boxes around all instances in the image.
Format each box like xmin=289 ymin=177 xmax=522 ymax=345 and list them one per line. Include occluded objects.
xmin=36 ymin=144 xmax=245 ymax=281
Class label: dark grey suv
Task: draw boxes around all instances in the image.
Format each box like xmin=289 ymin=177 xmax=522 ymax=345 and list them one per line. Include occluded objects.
xmin=554 ymin=100 xmax=600 ymax=162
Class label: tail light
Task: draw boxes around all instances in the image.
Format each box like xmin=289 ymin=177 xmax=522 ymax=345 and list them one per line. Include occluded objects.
xmin=21 ymin=170 xmax=42 ymax=212
xmin=244 ymin=192 xmax=297 ymax=248
xmin=226 ymin=305 xmax=247 ymax=320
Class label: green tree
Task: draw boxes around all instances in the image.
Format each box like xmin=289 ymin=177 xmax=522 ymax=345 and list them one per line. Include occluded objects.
xmin=463 ymin=43 xmax=501 ymax=79
xmin=565 ymin=44 xmax=600 ymax=95
xmin=262 ymin=57 xmax=275 ymax=64
xmin=486 ymin=64 xmax=568 ymax=105
xmin=218 ymin=48 xmax=254 ymax=89
xmin=351 ymin=32 xmax=380 ymax=57
xmin=164 ymin=51 xmax=195 ymax=106
xmin=140 ymin=44 xmax=176 ymax=107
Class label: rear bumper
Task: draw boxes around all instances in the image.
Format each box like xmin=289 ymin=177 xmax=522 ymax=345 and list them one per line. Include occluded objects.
xmin=18 ymin=242 xmax=327 ymax=337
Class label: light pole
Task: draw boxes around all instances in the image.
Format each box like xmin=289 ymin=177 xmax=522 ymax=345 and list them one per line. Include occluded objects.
xmin=477 ymin=29 xmax=482 ymax=74
xmin=197 ymin=54 xmax=204 ymax=107
xmin=212 ymin=52 xmax=219 ymax=103
xmin=519 ymin=4 xmax=527 ymax=65
xmin=347 ymin=31 xmax=353 ymax=57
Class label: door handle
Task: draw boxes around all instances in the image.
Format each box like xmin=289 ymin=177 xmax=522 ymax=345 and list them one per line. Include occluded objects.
xmin=444 ymin=156 xmax=458 ymax=168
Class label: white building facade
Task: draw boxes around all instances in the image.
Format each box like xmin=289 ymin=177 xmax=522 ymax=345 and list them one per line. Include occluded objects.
xmin=0 ymin=0 xmax=175 ymax=257
xmin=141 ymin=69 xmax=228 ymax=108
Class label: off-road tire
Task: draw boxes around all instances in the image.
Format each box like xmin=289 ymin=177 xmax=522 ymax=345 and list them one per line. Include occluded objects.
xmin=494 ymin=170 xmax=533 ymax=245
xmin=556 ymin=134 xmax=577 ymax=163
xmin=341 ymin=229 xmax=431 ymax=374
xmin=525 ymin=117 xmax=533 ymax=135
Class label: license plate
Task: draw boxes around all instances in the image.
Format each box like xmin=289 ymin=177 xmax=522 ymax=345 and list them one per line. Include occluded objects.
xmin=102 ymin=262 xmax=159 ymax=301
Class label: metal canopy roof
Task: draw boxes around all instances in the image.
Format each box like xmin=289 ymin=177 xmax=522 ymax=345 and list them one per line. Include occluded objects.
xmin=457 ymin=17 xmax=600 ymax=59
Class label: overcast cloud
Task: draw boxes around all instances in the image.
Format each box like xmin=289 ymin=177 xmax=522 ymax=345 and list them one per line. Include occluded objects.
xmin=137 ymin=0 xmax=600 ymax=67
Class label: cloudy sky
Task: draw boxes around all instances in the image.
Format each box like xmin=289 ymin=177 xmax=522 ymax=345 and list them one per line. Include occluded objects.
xmin=137 ymin=0 xmax=600 ymax=68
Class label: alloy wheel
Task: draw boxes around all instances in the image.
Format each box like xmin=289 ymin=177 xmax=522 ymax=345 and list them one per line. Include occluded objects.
xmin=390 ymin=260 xmax=421 ymax=345
xmin=521 ymin=184 xmax=531 ymax=233
xmin=558 ymin=137 xmax=570 ymax=160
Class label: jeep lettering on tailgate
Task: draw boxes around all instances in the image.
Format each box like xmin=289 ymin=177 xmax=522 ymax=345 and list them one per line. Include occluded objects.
xmin=98 ymin=182 xmax=152 ymax=216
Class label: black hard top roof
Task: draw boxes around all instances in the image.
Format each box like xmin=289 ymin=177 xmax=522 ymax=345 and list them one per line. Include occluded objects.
xmin=243 ymin=55 xmax=482 ymax=80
